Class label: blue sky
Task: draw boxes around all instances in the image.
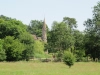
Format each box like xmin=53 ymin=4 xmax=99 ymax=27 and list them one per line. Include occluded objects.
xmin=0 ymin=0 xmax=99 ymax=31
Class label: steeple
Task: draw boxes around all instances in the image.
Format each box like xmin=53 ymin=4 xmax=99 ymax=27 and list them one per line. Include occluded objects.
xmin=42 ymin=17 xmax=47 ymax=43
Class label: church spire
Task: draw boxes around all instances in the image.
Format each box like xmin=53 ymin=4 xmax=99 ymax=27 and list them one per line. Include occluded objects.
xmin=42 ymin=17 xmax=47 ymax=43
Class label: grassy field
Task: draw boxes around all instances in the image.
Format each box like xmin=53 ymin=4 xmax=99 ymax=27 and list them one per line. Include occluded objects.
xmin=0 ymin=61 xmax=100 ymax=75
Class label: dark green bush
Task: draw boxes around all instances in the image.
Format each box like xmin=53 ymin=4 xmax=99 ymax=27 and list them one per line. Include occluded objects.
xmin=63 ymin=51 xmax=75 ymax=68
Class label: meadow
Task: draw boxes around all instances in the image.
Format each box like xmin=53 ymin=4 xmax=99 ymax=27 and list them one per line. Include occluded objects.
xmin=0 ymin=61 xmax=100 ymax=75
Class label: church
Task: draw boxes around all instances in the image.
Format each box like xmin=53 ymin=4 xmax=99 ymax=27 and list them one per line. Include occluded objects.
xmin=32 ymin=18 xmax=47 ymax=43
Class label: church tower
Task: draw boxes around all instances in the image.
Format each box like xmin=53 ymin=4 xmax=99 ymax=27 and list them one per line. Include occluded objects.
xmin=42 ymin=18 xmax=47 ymax=43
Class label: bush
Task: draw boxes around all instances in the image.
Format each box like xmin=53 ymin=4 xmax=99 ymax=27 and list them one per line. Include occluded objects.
xmin=56 ymin=51 xmax=63 ymax=62
xmin=63 ymin=51 xmax=75 ymax=68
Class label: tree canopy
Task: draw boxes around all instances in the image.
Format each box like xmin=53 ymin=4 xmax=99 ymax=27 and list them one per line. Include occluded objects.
xmin=84 ymin=2 xmax=100 ymax=60
xmin=0 ymin=1 xmax=100 ymax=62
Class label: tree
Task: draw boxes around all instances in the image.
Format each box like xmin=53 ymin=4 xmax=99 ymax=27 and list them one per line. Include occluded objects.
xmin=3 ymin=36 xmax=24 ymax=61
xmin=22 ymin=44 xmax=34 ymax=61
xmin=63 ymin=51 xmax=75 ymax=68
xmin=27 ymin=20 xmax=49 ymax=37
xmin=84 ymin=2 xmax=100 ymax=60
xmin=0 ymin=15 xmax=27 ymax=39
xmin=63 ymin=17 xmax=77 ymax=53
xmin=73 ymin=30 xmax=85 ymax=61
xmin=63 ymin=17 xmax=77 ymax=31
xmin=0 ymin=15 xmax=35 ymax=61
xmin=18 ymin=33 xmax=34 ymax=61
xmin=0 ymin=39 xmax=6 ymax=61
xmin=49 ymin=21 xmax=74 ymax=52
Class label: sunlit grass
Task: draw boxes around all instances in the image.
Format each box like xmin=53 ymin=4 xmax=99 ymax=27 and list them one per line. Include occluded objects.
xmin=0 ymin=61 xmax=100 ymax=75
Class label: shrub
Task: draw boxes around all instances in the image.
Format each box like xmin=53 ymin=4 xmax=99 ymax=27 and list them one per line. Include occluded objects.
xmin=63 ymin=51 xmax=75 ymax=68
xmin=56 ymin=51 xmax=63 ymax=62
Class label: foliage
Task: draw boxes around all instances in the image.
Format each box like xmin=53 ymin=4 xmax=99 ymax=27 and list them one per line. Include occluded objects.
xmin=22 ymin=44 xmax=34 ymax=61
xmin=49 ymin=21 xmax=74 ymax=52
xmin=0 ymin=15 xmax=27 ymax=39
xmin=84 ymin=2 xmax=100 ymax=60
xmin=48 ymin=17 xmax=78 ymax=54
xmin=73 ymin=30 xmax=85 ymax=61
xmin=63 ymin=51 xmax=75 ymax=68
xmin=75 ymin=50 xmax=85 ymax=62
xmin=27 ymin=20 xmax=49 ymax=37
xmin=33 ymin=40 xmax=47 ymax=58
xmin=3 ymin=36 xmax=24 ymax=61
xmin=56 ymin=51 xmax=63 ymax=62
xmin=34 ymin=40 xmax=44 ymax=54
xmin=0 ymin=39 xmax=6 ymax=61
xmin=73 ymin=30 xmax=84 ymax=49
xmin=0 ymin=15 xmax=35 ymax=61
xmin=63 ymin=17 xmax=77 ymax=30
xmin=18 ymin=33 xmax=34 ymax=44
xmin=18 ymin=33 xmax=34 ymax=61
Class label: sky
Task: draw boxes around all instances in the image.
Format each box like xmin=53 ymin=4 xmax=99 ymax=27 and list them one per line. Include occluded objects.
xmin=0 ymin=0 xmax=99 ymax=31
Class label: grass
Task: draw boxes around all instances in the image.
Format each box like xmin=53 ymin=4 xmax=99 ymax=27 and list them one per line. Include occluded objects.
xmin=0 ymin=61 xmax=100 ymax=75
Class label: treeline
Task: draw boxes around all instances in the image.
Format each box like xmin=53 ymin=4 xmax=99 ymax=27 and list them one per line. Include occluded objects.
xmin=47 ymin=2 xmax=100 ymax=61
xmin=0 ymin=15 xmax=45 ymax=61
xmin=0 ymin=2 xmax=100 ymax=62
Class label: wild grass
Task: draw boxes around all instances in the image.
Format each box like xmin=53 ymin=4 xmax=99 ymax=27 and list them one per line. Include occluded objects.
xmin=0 ymin=61 xmax=100 ymax=75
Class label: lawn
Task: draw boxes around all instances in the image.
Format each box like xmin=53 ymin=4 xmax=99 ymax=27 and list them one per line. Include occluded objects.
xmin=0 ymin=61 xmax=100 ymax=75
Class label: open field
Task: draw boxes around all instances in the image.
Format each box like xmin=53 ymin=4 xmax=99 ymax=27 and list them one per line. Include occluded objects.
xmin=0 ymin=61 xmax=100 ymax=75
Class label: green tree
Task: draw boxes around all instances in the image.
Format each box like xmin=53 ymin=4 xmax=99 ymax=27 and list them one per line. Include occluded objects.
xmin=84 ymin=2 xmax=100 ymax=60
xmin=73 ymin=30 xmax=84 ymax=50
xmin=22 ymin=44 xmax=34 ymax=61
xmin=63 ymin=17 xmax=77 ymax=31
xmin=63 ymin=51 xmax=75 ymax=68
xmin=0 ymin=15 xmax=35 ymax=61
xmin=0 ymin=39 xmax=6 ymax=61
xmin=0 ymin=15 xmax=27 ymax=39
xmin=3 ymin=36 xmax=24 ymax=61
xmin=18 ymin=33 xmax=34 ymax=61
xmin=73 ymin=30 xmax=85 ymax=61
xmin=49 ymin=21 xmax=74 ymax=53
xmin=63 ymin=17 xmax=77 ymax=53
xmin=27 ymin=20 xmax=49 ymax=37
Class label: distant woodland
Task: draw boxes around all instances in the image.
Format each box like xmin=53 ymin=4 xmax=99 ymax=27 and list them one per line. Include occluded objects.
xmin=0 ymin=2 xmax=100 ymax=62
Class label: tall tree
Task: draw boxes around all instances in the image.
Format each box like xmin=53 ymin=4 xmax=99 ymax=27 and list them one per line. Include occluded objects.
xmin=73 ymin=30 xmax=85 ymax=61
xmin=63 ymin=17 xmax=77 ymax=52
xmin=18 ymin=33 xmax=34 ymax=61
xmin=48 ymin=21 xmax=74 ymax=53
xmin=63 ymin=17 xmax=77 ymax=31
xmin=84 ymin=2 xmax=100 ymax=60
